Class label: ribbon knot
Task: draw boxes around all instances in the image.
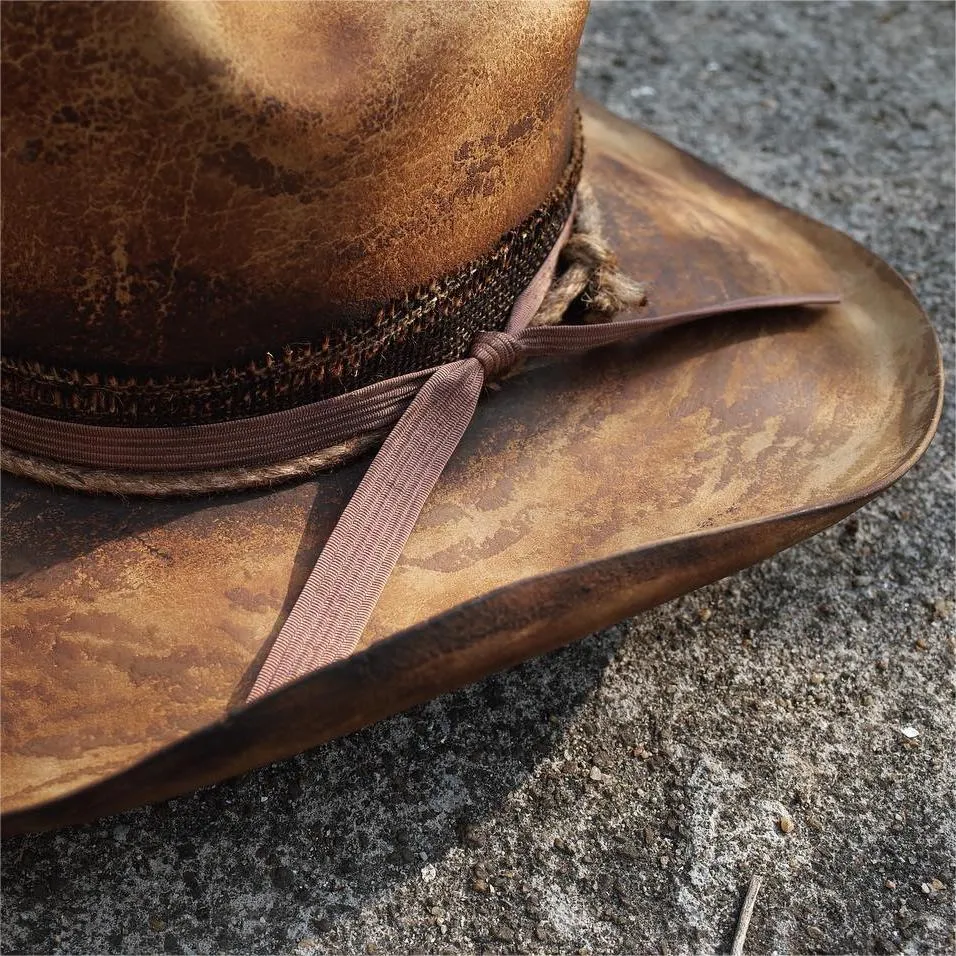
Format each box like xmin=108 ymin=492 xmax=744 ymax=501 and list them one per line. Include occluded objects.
xmin=469 ymin=330 xmax=522 ymax=382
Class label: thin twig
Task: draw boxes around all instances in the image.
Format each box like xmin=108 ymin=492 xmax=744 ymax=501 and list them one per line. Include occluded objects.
xmin=730 ymin=875 xmax=764 ymax=956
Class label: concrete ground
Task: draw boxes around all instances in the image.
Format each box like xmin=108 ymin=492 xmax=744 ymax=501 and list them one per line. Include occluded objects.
xmin=2 ymin=3 xmax=953 ymax=954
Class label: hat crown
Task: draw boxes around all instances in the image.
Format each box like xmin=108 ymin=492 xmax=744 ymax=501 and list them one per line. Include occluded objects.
xmin=1 ymin=0 xmax=586 ymax=374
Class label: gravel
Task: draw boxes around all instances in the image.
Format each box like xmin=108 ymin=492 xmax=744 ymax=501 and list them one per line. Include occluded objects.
xmin=3 ymin=3 xmax=953 ymax=953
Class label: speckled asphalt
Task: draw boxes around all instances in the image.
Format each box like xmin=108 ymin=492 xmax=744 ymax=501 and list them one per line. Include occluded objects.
xmin=2 ymin=3 xmax=953 ymax=954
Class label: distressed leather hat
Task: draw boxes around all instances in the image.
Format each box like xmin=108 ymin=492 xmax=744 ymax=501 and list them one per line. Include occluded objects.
xmin=0 ymin=1 xmax=942 ymax=834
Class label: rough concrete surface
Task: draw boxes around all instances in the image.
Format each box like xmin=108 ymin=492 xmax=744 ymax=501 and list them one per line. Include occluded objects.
xmin=2 ymin=3 xmax=953 ymax=954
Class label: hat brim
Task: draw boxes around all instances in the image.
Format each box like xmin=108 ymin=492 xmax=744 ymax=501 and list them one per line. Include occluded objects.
xmin=1 ymin=98 xmax=942 ymax=834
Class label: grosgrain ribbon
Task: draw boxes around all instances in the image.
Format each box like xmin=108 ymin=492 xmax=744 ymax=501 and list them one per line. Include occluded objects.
xmin=0 ymin=213 xmax=841 ymax=702
xmin=245 ymin=251 xmax=839 ymax=698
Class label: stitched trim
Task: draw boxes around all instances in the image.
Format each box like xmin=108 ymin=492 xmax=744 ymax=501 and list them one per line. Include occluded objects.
xmin=1 ymin=117 xmax=583 ymax=427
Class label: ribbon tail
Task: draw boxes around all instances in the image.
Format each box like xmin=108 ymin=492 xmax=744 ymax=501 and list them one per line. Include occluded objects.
xmin=247 ymin=359 xmax=485 ymax=702
xmin=518 ymin=292 xmax=842 ymax=357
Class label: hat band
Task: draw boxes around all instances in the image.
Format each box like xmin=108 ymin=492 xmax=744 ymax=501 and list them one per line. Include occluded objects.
xmin=1 ymin=186 xmax=841 ymax=700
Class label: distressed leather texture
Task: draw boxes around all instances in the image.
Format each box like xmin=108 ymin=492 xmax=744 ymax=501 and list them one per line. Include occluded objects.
xmin=0 ymin=1 xmax=942 ymax=831
xmin=1 ymin=0 xmax=586 ymax=371
xmin=0 ymin=102 xmax=942 ymax=830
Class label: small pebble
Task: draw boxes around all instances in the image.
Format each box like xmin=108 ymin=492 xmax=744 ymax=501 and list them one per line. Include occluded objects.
xmin=810 ymin=672 xmax=825 ymax=685
xmin=460 ymin=823 xmax=483 ymax=846
xmin=885 ymin=879 xmax=897 ymax=890
xmin=589 ymin=766 xmax=603 ymax=782
xmin=901 ymin=726 xmax=920 ymax=739
xmin=933 ymin=598 xmax=953 ymax=619
xmin=778 ymin=813 xmax=795 ymax=834
xmin=698 ymin=607 xmax=712 ymax=622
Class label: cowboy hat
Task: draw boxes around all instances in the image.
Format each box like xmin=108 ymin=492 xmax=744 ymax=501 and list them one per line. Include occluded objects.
xmin=0 ymin=0 xmax=941 ymax=835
